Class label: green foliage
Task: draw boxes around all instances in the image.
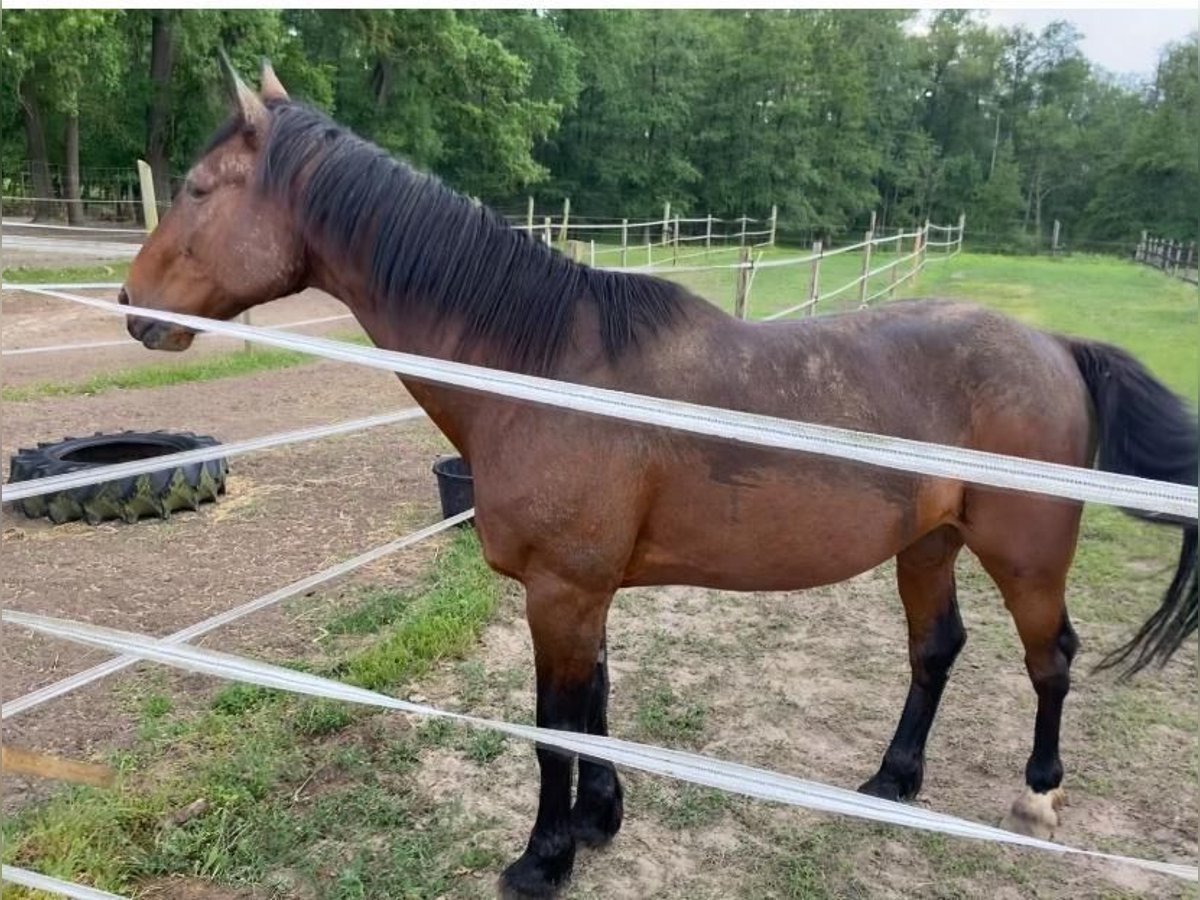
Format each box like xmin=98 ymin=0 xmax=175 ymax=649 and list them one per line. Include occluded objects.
xmin=2 ymin=10 xmax=1194 ymax=246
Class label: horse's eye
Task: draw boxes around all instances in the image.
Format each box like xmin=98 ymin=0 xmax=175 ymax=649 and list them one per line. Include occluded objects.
xmin=186 ymin=181 xmax=210 ymax=200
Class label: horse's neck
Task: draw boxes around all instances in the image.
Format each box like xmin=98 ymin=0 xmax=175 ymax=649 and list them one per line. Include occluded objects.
xmin=303 ymin=245 xmax=532 ymax=457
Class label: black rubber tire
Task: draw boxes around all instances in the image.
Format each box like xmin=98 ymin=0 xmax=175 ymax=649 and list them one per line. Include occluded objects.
xmin=7 ymin=431 xmax=228 ymax=525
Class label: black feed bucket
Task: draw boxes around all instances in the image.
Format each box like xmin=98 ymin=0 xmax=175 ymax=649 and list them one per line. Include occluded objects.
xmin=432 ymin=456 xmax=474 ymax=526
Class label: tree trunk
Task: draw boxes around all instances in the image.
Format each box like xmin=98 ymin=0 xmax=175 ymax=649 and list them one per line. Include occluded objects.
xmin=20 ymin=79 xmax=58 ymax=223
xmin=65 ymin=112 xmax=84 ymax=225
xmin=145 ymin=11 xmax=176 ymax=207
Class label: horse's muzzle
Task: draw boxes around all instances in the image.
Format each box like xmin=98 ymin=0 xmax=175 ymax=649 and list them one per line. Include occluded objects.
xmin=120 ymin=287 xmax=196 ymax=351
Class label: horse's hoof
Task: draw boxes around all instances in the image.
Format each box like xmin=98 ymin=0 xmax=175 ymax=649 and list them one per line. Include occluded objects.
xmin=1001 ymin=786 xmax=1066 ymax=840
xmin=858 ymin=768 xmax=920 ymax=802
xmin=498 ymin=848 xmax=574 ymax=899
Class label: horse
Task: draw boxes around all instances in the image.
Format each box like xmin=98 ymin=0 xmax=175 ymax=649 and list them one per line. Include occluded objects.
xmin=118 ymin=57 xmax=1197 ymax=898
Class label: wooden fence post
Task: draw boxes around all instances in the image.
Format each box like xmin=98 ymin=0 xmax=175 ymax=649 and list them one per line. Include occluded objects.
xmin=957 ymin=212 xmax=966 ymax=255
xmin=733 ymin=246 xmax=751 ymax=319
xmin=565 ymin=239 xmax=582 ymax=263
xmin=647 ymin=241 xmax=653 ymax=267
xmin=706 ymin=214 xmax=713 ymax=250
xmin=1051 ymin=219 xmax=1061 ymax=256
xmin=739 ymin=215 xmax=748 ymax=248
xmin=672 ymin=215 xmax=680 ymax=265
xmin=559 ymin=197 xmax=571 ymax=244
xmin=661 ymin=201 xmax=671 ymax=246
xmin=889 ymin=232 xmax=903 ymax=298
xmin=136 ymin=159 xmax=158 ymax=232
xmin=911 ymin=225 xmax=924 ymax=280
xmin=1136 ymin=229 xmax=1147 ymax=262
xmin=542 ymin=216 xmax=552 ymax=246
xmin=922 ymin=220 xmax=930 ymax=268
xmin=858 ymin=226 xmax=874 ymax=307
xmin=589 ymin=240 xmax=596 ymax=267
xmin=769 ymin=204 xmax=778 ymax=247
xmin=526 ymin=196 xmax=534 ymax=235
xmin=808 ymin=240 xmax=823 ymax=315
xmin=620 ymin=218 xmax=629 ymax=267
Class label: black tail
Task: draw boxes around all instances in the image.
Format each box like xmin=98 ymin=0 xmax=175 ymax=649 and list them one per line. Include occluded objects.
xmin=1066 ymin=338 xmax=1198 ymax=678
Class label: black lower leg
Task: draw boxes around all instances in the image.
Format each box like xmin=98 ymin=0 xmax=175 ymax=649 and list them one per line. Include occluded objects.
xmin=572 ymin=638 xmax=624 ymax=847
xmin=500 ymin=678 xmax=590 ymax=899
xmin=861 ymin=591 xmax=965 ymax=801
xmin=1024 ymin=616 xmax=1078 ymax=793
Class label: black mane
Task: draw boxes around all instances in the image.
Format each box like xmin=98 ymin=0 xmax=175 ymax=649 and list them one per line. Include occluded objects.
xmin=255 ymin=102 xmax=684 ymax=373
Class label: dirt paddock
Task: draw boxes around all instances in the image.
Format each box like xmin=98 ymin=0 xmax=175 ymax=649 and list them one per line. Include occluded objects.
xmin=0 ymin=283 xmax=1195 ymax=899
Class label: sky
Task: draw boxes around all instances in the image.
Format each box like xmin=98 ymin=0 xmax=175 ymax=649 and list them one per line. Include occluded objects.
xmin=977 ymin=8 xmax=1197 ymax=77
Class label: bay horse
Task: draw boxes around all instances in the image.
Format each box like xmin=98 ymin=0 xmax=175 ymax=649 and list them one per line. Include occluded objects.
xmin=119 ymin=59 xmax=1197 ymax=898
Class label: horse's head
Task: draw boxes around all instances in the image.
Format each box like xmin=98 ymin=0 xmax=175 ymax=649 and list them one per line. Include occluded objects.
xmin=121 ymin=54 xmax=305 ymax=351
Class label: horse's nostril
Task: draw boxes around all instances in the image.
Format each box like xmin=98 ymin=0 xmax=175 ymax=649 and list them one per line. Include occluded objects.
xmin=118 ymin=288 xmax=130 ymax=306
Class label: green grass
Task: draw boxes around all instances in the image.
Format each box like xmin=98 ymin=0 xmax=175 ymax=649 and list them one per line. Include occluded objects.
xmin=914 ymin=252 xmax=1198 ymax=400
xmin=1 ymin=530 xmax=507 ymax=898
xmin=2 ymin=332 xmax=372 ymax=402
xmin=2 ymin=261 xmax=131 ymax=284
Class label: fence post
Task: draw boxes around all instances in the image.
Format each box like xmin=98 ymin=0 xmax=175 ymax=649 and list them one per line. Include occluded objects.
xmin=922 ymin=219 xmax=930 ymax=268
xmin=808 ymin=240 xmax=822 ymax=315
xmin=558 ymin=197 xmax=571 ymax=244
xmin=526 ymin=196 xmax=534 ymax=235
xmin=911 ymin=225 xmax=924 ymax=280
xmin=888 ymin=233 xmax=902 ymax=299
xmin=769 ymin=204 xmax=778 ymax=247
xmin=135 ymin=159 xmax=158 ymax=233
xmin=565 ymin=239 xmax=582 ymax=263
xmin=1136 ymin=229 xmax=1147 ymax=262
xmin=858 ymin=226 xmax=874 ymax=307
xmin=661 ymin=201 xmax=671 ymax=246
xmin=672 ymin=216 xmax=680 ymax=265
xmin=621 ymin=218 xmax=629 ymax=267
xmin=733 ymin=246 xmax=751 ymax=320
xmin=589 ymin=240 xmax=596 ymax=267
xmin=1051 ymin=219 xmax=1061 ymax=256
xmin=957 ymin=212 xmax=966 ymax=255
xmin=647 ymin=241 xmax=653 ymax=267
xmin=543 ymin=216 xmax=552 ymax=246
xmin=705 ymin=214 xmax=713 ymax=250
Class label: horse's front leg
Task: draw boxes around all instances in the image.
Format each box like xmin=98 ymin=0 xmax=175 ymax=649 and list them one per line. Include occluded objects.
xmin=500 ymin=574 xmax=615 ymax=899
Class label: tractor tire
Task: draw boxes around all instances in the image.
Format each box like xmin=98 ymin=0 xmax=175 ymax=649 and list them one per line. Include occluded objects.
xmin=7 ymin=431 xmax=228 ymax=525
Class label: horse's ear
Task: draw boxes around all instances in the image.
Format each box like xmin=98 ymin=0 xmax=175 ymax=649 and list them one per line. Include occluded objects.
xmin=260 ymin=58 xmax=289 ymax=102
xmin=218 ymin=49 xmax=268 ymax=135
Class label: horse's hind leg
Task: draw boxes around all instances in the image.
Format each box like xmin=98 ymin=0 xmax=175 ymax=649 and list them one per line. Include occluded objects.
xmin=968 ymin=498 xmax=1082 ymax=840
xmin=860 ymin=525 xmax=965 ymax=801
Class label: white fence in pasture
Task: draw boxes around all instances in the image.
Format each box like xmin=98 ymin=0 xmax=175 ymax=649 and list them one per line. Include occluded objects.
xmin=1136 ymin=232 xmax=1198 ymax=286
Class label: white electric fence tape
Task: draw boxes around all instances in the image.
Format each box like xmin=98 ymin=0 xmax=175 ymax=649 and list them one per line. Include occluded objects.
xmin=1 ymin=510 xmax=472 ymax=720
xmin=4 ymin=610 xmax=1194 ymax=883
xmin=1 ymin=865 xmax=128 ymax=900
xmin=9 ymin=286 xmax=1196 ymax=520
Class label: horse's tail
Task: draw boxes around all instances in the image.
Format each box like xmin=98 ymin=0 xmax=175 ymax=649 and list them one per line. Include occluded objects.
xmin=1064 ymin=337 xmax=1197 ymax=678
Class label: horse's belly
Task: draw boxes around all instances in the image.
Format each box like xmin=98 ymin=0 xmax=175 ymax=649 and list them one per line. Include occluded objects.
xmin=622 ymin=460 xmax=929 ymax=591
